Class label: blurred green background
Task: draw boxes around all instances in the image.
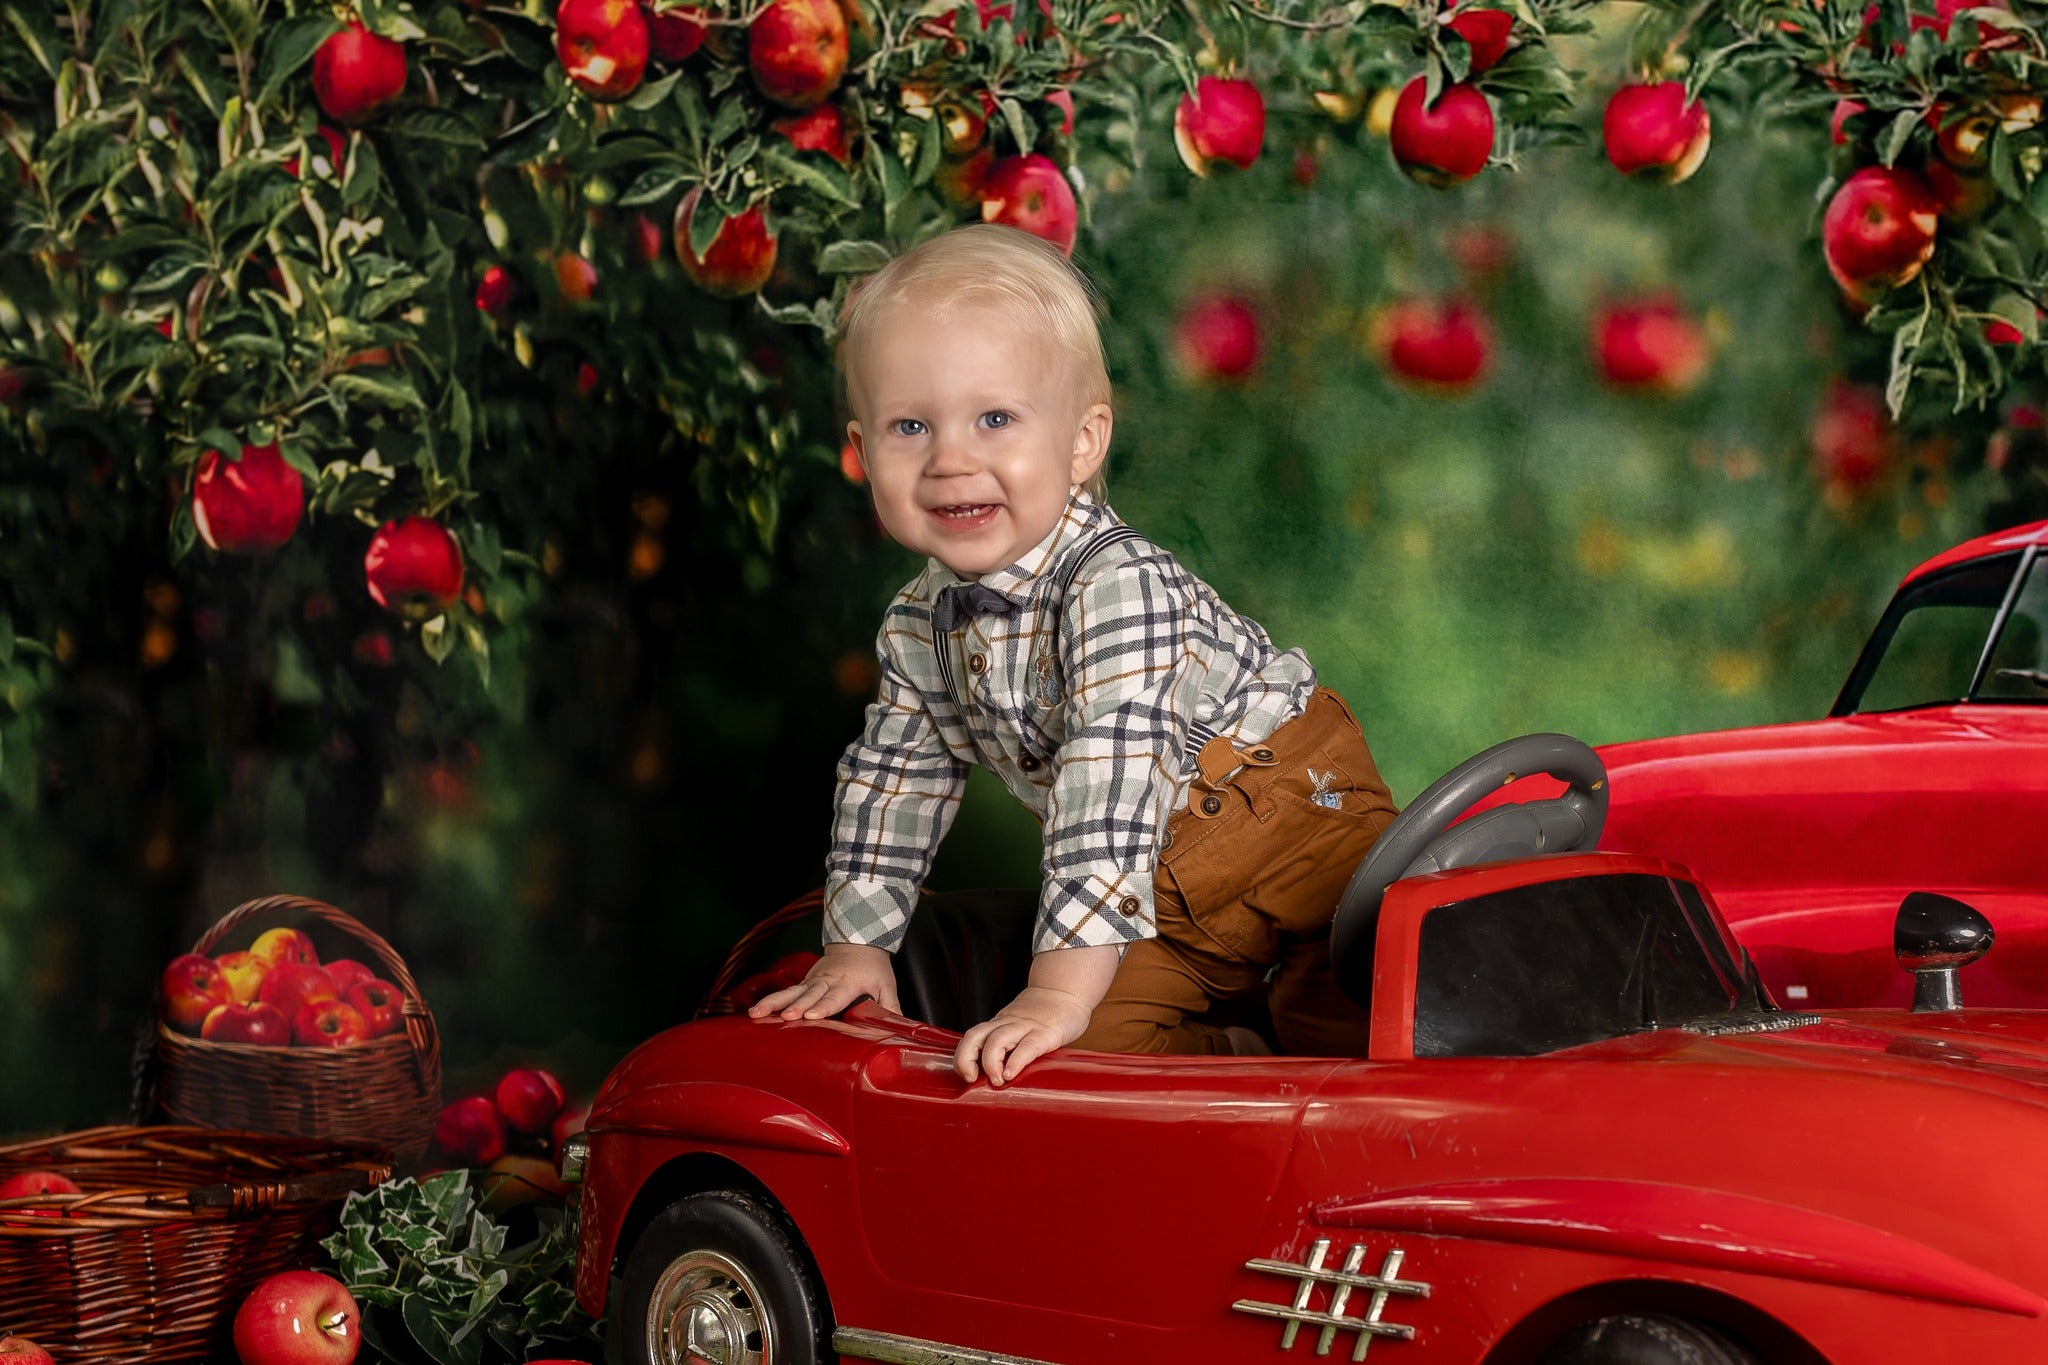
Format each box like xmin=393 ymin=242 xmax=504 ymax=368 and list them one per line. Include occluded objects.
xmin=3 ymin=11 xmax=2037 ymax=1140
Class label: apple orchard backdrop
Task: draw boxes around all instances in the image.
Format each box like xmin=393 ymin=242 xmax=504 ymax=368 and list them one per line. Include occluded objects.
xmin=2 ymin=0 xmax=2046 ymax=1148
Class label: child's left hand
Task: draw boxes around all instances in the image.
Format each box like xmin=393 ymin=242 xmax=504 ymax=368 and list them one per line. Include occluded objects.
xmin=954 ymin=987 xmax=1095 ymax=1087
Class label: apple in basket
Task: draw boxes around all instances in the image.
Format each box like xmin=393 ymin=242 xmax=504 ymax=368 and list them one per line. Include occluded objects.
xmin=202 ymin=999 xmax=293 ymax=1046
xmin=323 ymin=957 xmax=376 ymax=995
xmin=0 ymin=1336 xmax=56 ymax=1364
xmin=259 ymin=962 xmax=339 ymax=1020
xmin=292 ymin=999 xmax=370 ymax=1048
xmin=214 ymin=949 xmax=271 ymax=1003
xmin=250 ymin=926 xmax=320 ymax=970
xmin=161 ymin=952 xmax=234 ymax=1034
xmin=233 ymin=1269 xmax=361 ymax=1365
xmin=0 ymin=1169 xmax=81 ymax=1217
xmin=343 ymin=978 xmax=406 ymax=1038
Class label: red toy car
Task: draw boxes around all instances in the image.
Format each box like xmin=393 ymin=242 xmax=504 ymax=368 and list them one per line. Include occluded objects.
xmin=565 ymin=733 xmax=2048 ymax=1365
xmin=1592 ymin=517 xmax=2048 ymax=1009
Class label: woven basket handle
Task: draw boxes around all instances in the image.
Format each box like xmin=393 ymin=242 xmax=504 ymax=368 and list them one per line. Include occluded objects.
xmin=187 ymin=1165 xmax=384 ymax=1214
xmin=188 ymin=894 xmax=440 ymax=1090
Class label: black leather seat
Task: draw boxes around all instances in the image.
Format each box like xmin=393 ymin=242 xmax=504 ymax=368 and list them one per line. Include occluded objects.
xmin=894 ymin=888 xmax=1039 ymax=1034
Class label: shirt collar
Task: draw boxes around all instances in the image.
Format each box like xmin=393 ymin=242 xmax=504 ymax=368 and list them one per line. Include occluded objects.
xmin=926 ymin=489 xmax=1116 ymax=605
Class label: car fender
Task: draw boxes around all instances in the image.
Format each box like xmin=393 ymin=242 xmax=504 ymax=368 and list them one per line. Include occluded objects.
xmin=593 ymin=1079 xmax=850 ymax=1156
xmin=1318 ymin=1176 xmax=2045 ymax=1317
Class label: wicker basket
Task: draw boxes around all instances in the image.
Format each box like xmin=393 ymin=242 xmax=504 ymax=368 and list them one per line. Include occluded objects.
xmin=148 ymin=894 xmax=442 ymax=1162
xmin=0 ymin=1124 xmax=390 ymax=1364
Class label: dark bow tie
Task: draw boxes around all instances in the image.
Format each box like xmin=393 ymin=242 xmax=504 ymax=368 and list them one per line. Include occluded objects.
xmin=932 ymin=583 xmax=1017 ymax=633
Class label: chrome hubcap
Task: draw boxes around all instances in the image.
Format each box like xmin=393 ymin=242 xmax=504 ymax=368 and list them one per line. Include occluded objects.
xmin=648 ymin=1249 xmax=773 ymax=1365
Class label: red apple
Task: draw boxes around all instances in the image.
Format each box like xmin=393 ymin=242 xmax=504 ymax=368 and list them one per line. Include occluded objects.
xmin=643 ymin=1 xmax=707 ymax=60
xmin=344 ymin=979 xmax=406 ymax=1039
xmin=0 ymin=1169 xmax=82 ymax=1218
xmin=1389 ymin=76 xmax=1494 ymax=188
xmin=1602 ymin=81 xmax=1712 ymax=184
xmin=365 ymin=516 xmax=465 ymax=619
xmin=556 ymin=0 xmax=651 ymax=101
xmin=233 ymin=1269 xmax=361 ymax=1365
xmin=293 ymin=999 xmax=370 ymax=1048
xmin=312 ymin=22 xmax=407 ymax=125
xmin=1173 ymin=76 xmax=1265 ymax=175
xmin=980 ymin=153 xmax=1079 ymax=255
xmin=1445 ymin=5 xmax=1513 ymax=74
xmin=250 ymin=926 xmax=320 ymax=970
xmin=1822 ymin=165 xmax=1938 ymax=301
xmin=673 ymin=189 xmax=779 ymax=297
xmin=214 ymin=949 xmax=269 ymax=1004
xmin=1591 ymin=295 xmax=1710 ymax=394
xmin=285 ymin=123 xmax=349 ymax=179
xmin=1173 ymin=291 xmax=1263 ymax=383
xmin=201 ymin=999 xmax=293 ymax=1046
xmin=551 ymin=1100 xmax=592 ymax=1161
xmin=434 ymin=1095 xmax=509 ymax=1165
xmin=324 ymin=958 xmax=376 ymax=996
xmin=192 ymin=442 xmax=305 ymax=555
xmin=771 ymin=102 xmax=851 ymax=164
xmin=475 ymin=265 xmax=518 ymax=321
xmin=1810 ymin=380 xmax=1895 ymax=493
xmin=936 ymin=145 xmax=996 ymax=207
xmin=496 ymin=1067 xmax=569 ymax=1135
xmin=749 ymin=0 xmax=848 ymax=110
xmin=1375 ymin=296 xmax=1493 ymax=390
xmin=0 ymin=1336 xmax=55 ymax=1364
xmin=1987 ymin=317 xmax=2026 ymax=345
xmin=1925 ymin=158 xmax=1996 ymax=223
xmin=260 ymin=962 xmax=340 ymax=1021
xmin=161 ymin=952 xmax=235 ymax=1035
xmin=1831 ymin=98 xmax=1868 ymax=146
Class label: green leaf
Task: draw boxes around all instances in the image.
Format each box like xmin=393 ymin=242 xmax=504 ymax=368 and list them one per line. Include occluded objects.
xmin=0 ymin=616 xmax=15 ymax=667
xmin=816 ymin=239 xmax=893 ymax=274
xmin=688 ymin=200 xmax=728 ymax=259
xmin=619 ymin=165 xmax=692 ymax=206
xmin=627 ymin=69 xmax=685 ymax=111
xmin=421 ymin=614 xmax=455 ymax=664
xmin=403 ymin=1291 xmax=481 ymax=1365
xmin=1877 ymin=108 xmax=1920 ymax=168
xmin=759 ymin=145 xmax=861 ymax=207
xmin=333 ymin=372 xmax=426 ymax=411
xmin=387 ymin=109 xmax=487 ymax=148
xmin=257 ymin=15 xmax=340 ymax=103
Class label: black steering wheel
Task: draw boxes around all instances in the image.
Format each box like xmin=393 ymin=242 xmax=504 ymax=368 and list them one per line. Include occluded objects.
xmin=1330 ymin=733 xmax=1609 ymax=1002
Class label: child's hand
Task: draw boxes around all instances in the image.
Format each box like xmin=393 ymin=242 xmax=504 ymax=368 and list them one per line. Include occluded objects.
xmin=954 ymin=986 xmax=1095 ymax=1086
xmin=747 ymin=942 xmax=899 ymax=1021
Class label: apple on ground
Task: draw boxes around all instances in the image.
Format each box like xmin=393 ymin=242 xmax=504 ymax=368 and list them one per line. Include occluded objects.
xmin=258 ymin=962 xmax=340 ymax=1021
xmin=1173 ymin=76 xmax=1265 ymax=175
xmin=201 ymin=999 xmax=293 ymax=1046
xmin=344 ymin=979 xmax=406 ymax=1038
xmin=1602 ymin=81 xmax=1712 ymax=184
xmin=293 ymin=999 xmax=370 ymax=1048
xmin=312 ymin=22 xmax=407 ymax=125
xmin=1822 ymin=165 xmax=1938 ymax=302
xmin=496 ymin=1067 xmax=569 ymax=1135
xmin=749 ymin=0 xmax=848 ymax=110
xmin=555 ymin=0 xmax=651 ymax=101
xmin=162 ymin=953 xmax=235 ymax=1034
xmin=434 ymin=1095 xmax=509 ymax=1166
xmin=0 ymin=1337 xmax=54 ymax=1364
xmin=0 ymin=1169 xmax=82 ymax=1218
xmin=234 ymin=1269 xmax=361 ymax=1365
xmin=365 ymin=516 xmax=465 ymax=620
xmin=192 ymin=442 xmax=306 ymax=556
xmin=1173 ymin=292 xmax=1263 ymax=383
xmin=980 ymin=154 xmax=1079 ymax=255
xmin=1388 ymin=77 xmax=1494 ymax=187
xmin=324 ymin=958 xmax=376 ymax=996
xmin=250 ymin=926 xmax=320 ymax=970
xmin=673 ymin=189 xmax=780 ymax=297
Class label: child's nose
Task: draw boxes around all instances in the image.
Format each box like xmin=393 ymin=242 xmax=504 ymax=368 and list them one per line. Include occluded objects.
xmin=924 ymin=431 xmax=979 ymax=475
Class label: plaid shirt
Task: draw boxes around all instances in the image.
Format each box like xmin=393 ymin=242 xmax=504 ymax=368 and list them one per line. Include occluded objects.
xmin=825 ymin=491 xmax=1317 ymax=956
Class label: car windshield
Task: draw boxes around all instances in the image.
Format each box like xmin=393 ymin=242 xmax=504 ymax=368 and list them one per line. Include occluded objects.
xmin=1412 ymin=872 xmax=1747 ymax=1058
xmin=1836 ymin=549 xmax=2048 ymax=714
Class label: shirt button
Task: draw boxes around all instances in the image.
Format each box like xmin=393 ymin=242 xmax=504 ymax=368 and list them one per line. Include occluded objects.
xmin=1118 ymin=896 xmax=1140 ymax=916
xmin=968 ymin=653 xmax=988 ymax=674
xmin=1019 ymin=753 xmax=1041 ymax=772
xmin=1201 ymin=794 xmax=1223 ymax=815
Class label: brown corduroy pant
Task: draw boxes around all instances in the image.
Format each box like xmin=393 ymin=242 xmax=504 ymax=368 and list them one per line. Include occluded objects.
xmin=1071 ymin=687 xmax=1397 ymax=1058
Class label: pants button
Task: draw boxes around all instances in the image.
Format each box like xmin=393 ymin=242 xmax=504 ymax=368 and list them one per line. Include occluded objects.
xmin=1201 ymin=794 xmax=1223 ymax=815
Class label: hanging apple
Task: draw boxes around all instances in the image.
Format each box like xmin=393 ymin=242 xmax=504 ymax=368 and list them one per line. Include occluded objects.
xmin=1822 ymin=165 xmax=1938 ymax=303
xmin=642 ymin=1 xmax=707 ymax=61
xmin=980 ymin=154 xmax=1079 ymax=255
xmin=748 ymin=0 xmax=849 ymax=110
xmin=1173 ymin=291 xmax=1264 ymax=383
xmin=364 ymin=516 xmax=465 ymax=620
xmin=1444 ymin=4 xmax=1514 ymax=74
xmin=673 ymin=188 xmax=779 ymax=297
xmin=1389 ymin=77 xmax=1494 ymax=187
xmin=1173 ymin=77 xmax=1266 ymax=175
xmin=555 ymin=0 xmax=651 ymax=102
xmin=311 ymin=22 xmax=407 ymax=125
xmin=1810 ymin=379 xmax=1897 ymax=494
xmin=771 ymin=102 xmax=851 ymax=164
xmin=474 ymin=265 xmax=518 ymax=321
xmin=1591 ymin=296 xmax=1710 ymax=395
xmin=191 ymin=441 xmax=305 ymax=555
xmin=1602 ymin=81 xmax=1712 ymax=184
xmin=1374 ymin=296 xmax=1494 ymax=391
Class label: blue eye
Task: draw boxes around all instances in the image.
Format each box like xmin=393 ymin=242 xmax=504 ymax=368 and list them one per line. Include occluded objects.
xmin=981 ymin=411 xmax=1013 ymax=429
xmin=891 ymin=418 xmax=927 ymax=437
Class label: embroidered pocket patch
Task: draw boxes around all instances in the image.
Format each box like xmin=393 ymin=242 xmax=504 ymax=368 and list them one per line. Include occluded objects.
xmin=1033 ymin=651 xmax=1064 ymax=708
xmin=1307 ymin=768 xmax=1343 ymax=810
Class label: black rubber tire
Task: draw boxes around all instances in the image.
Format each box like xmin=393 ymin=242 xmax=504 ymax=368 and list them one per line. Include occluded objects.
xmin=1538 ymin=1313 xmax=1762 ymax=1365
xmin=615 ymin=1189 xmax=832 ymax=1365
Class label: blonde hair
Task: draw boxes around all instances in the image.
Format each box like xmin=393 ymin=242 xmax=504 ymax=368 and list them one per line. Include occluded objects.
xmin=837 ymin=224 xmax=1113 ymax=502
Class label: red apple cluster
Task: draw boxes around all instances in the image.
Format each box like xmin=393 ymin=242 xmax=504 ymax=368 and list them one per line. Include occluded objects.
xmin=431 ymin=1067 xmax=589 ymax=1182
xmin=160 ymin=926 xmax=416 ymax=1050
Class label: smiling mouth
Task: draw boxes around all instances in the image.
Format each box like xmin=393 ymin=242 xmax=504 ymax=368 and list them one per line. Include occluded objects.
xmin=933 ymin=504 xmax=998 ymax=520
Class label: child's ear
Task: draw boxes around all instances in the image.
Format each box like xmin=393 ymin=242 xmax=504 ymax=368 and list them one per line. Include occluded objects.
xmin=846 ymin=419 xmax=868 ymax=475
xmin=1068 ymin=402 xmax=1112 ymax=487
